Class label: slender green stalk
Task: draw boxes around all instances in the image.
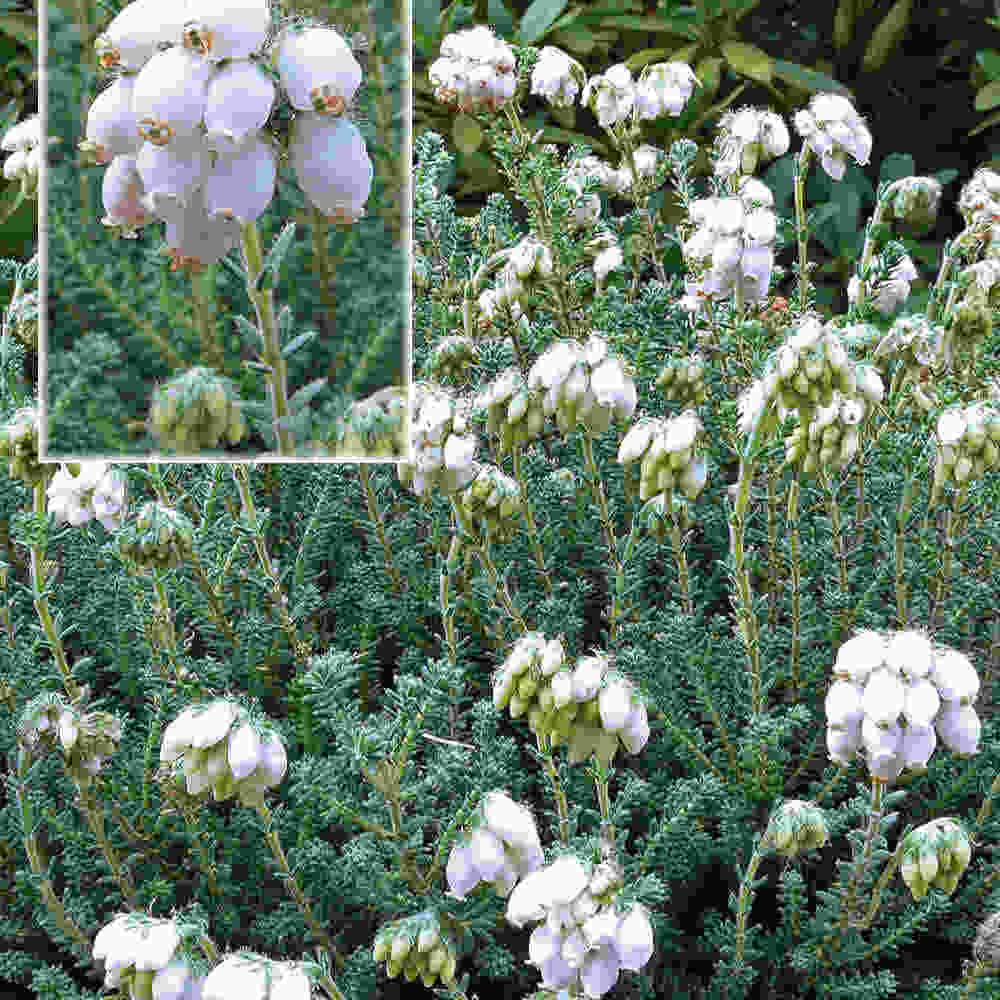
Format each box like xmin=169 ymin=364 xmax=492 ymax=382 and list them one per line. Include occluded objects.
xmin=667 ymin=497 xmax=693 ymax=616
xmin=151 ymin=575 xmax=181 ymax=676
xmin=581 ymin=429 xmax=622 ymax=644
xmin=824 ymin=471 xmax=850 ymax=645
xmin=794 ymin=145 xmax=814 ymax=315
xmin=254 ymin=801 xmax=346 ymax=973
xmin=188 ymin=548 xmax=238 ymax=645
xmin=766 ymin=473 xmax=780 ymax=626
xmin=476 ymin=532 xmax=528 ymax=637
xmin=787 ymin=478 xmax=802 ymax=694
xmin=931 ymin=484 xmax=967 ymax=629
xmin=310 ymin=205 xmax=338 ymax=329
xmin=241 ymin=221 xmax=294 ymax=454
xmin=895 ymin=469 xmax=918 ymax=627
xmin=511 ymin=444 xmax=553 ymax=596
xmin=731 ymin=459 xmax=762 ymax=712
xmin=536 ymin=732 xmax=570 ymax=845
xmin=733 ymin=840 xmax=766 ymax=965
xmin=73 ymin=778 xmax=139 ymax=909
xmin=359 ymin=465 xmax=404 ymax=595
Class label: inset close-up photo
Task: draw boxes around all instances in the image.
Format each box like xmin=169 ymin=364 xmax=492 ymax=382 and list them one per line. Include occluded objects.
xmin=44 ymin=0 xmax=409 ymax=459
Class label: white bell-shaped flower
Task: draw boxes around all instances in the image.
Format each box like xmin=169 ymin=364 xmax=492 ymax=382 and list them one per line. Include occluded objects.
xmin=137 ymin=136 xmax=209 ymax=214
xmin=483 ymin=791 xmax=540 ymax=852
xmin=529 ymin=923 xmax=561 ymax=966
xmin=161 ymin=187 xmax=242 ymax=273
xmin=273 ymin=25 xmax=363 ymax=116
xmin=86 ymin=76 xmax=143 ymax=162
xmin=227 ymin=722 xmax=262 ymax=780
xmin=182 ymin=0 xmax=270 ymax=62
xmin=935 ymin=702 xmax=981 ymax=755
xmin=547 ymin=855 xmax=590 ymax=907
xmin=132 ymin=46 xmax=213 ymax=145
xmin=446 ymin=839 xmax=481 ymax=900
xmin=598 ymin=676 xmax=633 ymax=733
xmin=132 ymin=920 xmax=181 ymax=971
xmin=862 ymin=668 xmax=905 ymax=727
xmin=620 ymin=700 xmax=649 ymax=755
xmin=885 ymin=630 xmax=933 ymax=678
xmin=572 ymin=656 xmax=605 ymax=702
xmin=204 ymin=60 xmax=276 ymax=152
xmin=507 ymin=867 xmax=553 ymax=928
xmin=835 ymin=630 xmax=886 ymax=684
xmin=930 ymin=649 xmax=979 ymax=704
xmin=826 ymin=718 xmax=861 ymax=765
xmin=151 ymin=955 xmax=202 ymax=1000
xmin=900 ymin=722 xmax=936 ymax=770
xmin=581 ymin=941 xmax=621 ymax=997
xmin=95 ymin=0 xmax=189 ymax=70
xmin=290 ymin=113 xmax=373 ymax=223
xmin=203 ymin=132 xmax=277 ymax=223
xmin=468 ymin=826 xmax=506 ymax=882
xmin=615 ymin=904 xmax=654 ymax=971
xmin=825 ymin=680 xmax=863 ymax=729
xmin=902 ymin=678 xmax=940 ymax=729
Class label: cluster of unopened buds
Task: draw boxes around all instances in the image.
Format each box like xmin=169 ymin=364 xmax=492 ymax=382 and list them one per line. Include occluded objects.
xmin=159 ymin=698 xmax=288 ymax=807
xmin=931 ymin=401 xmax=1000 ymax=502
xmin=506 ymin=853 xmax=655 ymax=997
xmin=46 ymin=461 xmax=127 ymax=531
xmin=0 ymin=405 xmax=43 ymax=486
xmin=617 ymin=410 xmax=709 ymax=502
xmin=782 ymin=390 xmax=870 ymax=477
xmin=454 ymin=463 xmax=524 ymax=541
xmin=425 ymin=335 xmax=479 ymax=382
xmin=372 ymin=910 xmax=459 ymax=987
xmin=396 ymin=382 xmax=478 ymax=499
xmin=761 ymin=799 xmax=830 ymax=859
xmin=899 ymin=817 xmax=974 ymax=901
xmin=428 ymin=25 xmax=517 ymax=112
xmin=679 ymin=176 xmax=778 ymax=311
xmin=478 ymin=236 xmax=554 ymax=328
xmin=493 ymin=635 xmax=650 ymax=765
xmin=329 ymin=385 xmax=408 ymax=458
xmin=116 ymin=500 xmax=195 ymax=572
xmin=526 ymin=334 xmax=637 ymax=437
xmin=655 ymin=354 xmax=707 ymax=407
xmin=825 ymin=629 xmax=982 ymax=783
xmin=149 ymin=367 xmax=247 ymax=453
xmin=2 ymin=114 xmax=42 ymax=196
xmin=85 ymin=0 xmax=373 ymax=268
xmin=17 ymin=691 xmax=122 ymax=785
xmin=881 ymin=175 xmax=944 ymax=236
xmin=478 ymin=366 xmax=547 ymax=456
xmin=446 ymin=789 xmax=545 ymax=899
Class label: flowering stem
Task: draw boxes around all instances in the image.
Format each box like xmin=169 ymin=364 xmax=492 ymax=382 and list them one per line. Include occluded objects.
xmin=241 ymin=221 xmax=294 ymax=455
xmin=11 ymin=750 xmax=93 ymax=958
xmin=840 ymin=778 xmax=885 ymax=934
xmin=580 ymin=429 xmax=622 ymax=644
xmin=766 ymin=473 xmax=780 ymax=626
xmin=440 ymin=535 xmax=460 ymax=668
xmin=787 ymin=478 xmax=802 ymax=695
xmin=823 ymin=471 xmax=850 ymax=645
xmin=930 ymin=484 xmax=967 ymax=630
xmin=151 ymin=575 xmax=182 ymax=674
xmin=477 ymin=531 xmax=528 ymax=637
xmin=178 ymin=800 xmax=220 ymax=897
xmin=793 ymin=145 xmax=813 ymax=315
xmin=310 ymin=205 xmax=338 ymax=328
xmin=73 ymin=778 xmax=139 ymax=909
xmin=254 ymin=801 xmax=347 ymax=973
xmin=855 ymin=194 xmax=892 ymax=311
xmin=188 ymin=548 xmax=238 ymax=645
xmin=511 ymin=443 xmax=553 ymax=596
xmin=231 ymin=466 xmax=309 ymax=666
xmin=31 ymin=482 xmax=83 ymax=705
xmin=666 ymin=495 xmax=693 ymax=616
xmin=895 ymin=468 xmax=918 ymax=627
xmin=733 ymin=842 xmax=766 ymax=965
xmin=536 ymin=732 xmax=570 ymax=845
xmin=359 ymin=465 xmax=404 ymax=595
xmin=730 ymin=459 xmax=762 ymax=713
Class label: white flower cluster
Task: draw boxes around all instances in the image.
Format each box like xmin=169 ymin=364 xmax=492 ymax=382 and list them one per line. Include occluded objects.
xmin=848 ymin=253 xmax=920 ymax=316
xmin=46 ymin=461 xmax=127 ymax=531
xmin=93 ymin=914 xmax=204 ymax=1000
xmin=493 ymin=636 xmax=650 ymax=765
xmin=202 ymin=953 xmax=312 ymax=1000
xmin=679 ymin=176 xmax=778 ymax=312
xmin=931 ymin=401 xmax=1000 ymax=499
xmin=373 ymin=910 xmax=459 ymax=987
xmin=899 ymin=817 xmax=973 ymax=901
xmin=826 ymin=629 xmax=982 ymax=783
xmin=957 ymin=166 xmax=1000 ymax=226
xmin=793 ymin=92 xmax=872 ymax=182
xmin=782 ymin=390 xmax=870 ymax=477
xmin=478 ymin=367 xmax=547 ymax=456
xmin=578 ymin=61 xmax=699 ymax=127
xmin=873 ymin=313 xmax=945 ymax=372
xmin=737 ymin=316 xmax=884 ymax=438
xmin=86 ymin=0 xmax=372 ymax=263
xmin=455 ymin=463 xmax=524 ymax=541
xmin=396 ymin=382 xmax=479 ymax=499
xmin=506 ymin=854 xmax=655 ymax=997
xmin=617 ymin=411 xmax=709 ymax=502
xmin=530 ymin=47 xmax=587 ymax=108
xmin=429 ymin=26 xmax=517 ymax=112
xmin=655 ymin=354 xmax=707 ymax=407
xmin=527 ymin=334 xmax=638 ymax=436
xmin=2 ymin=114 xmax=41 ymax=194
xmin=713 ymin=106 xmax=789 ymax=179
xmin=446 ymin=789 xmax=544 ymax=900
xmin=160 ymin=699 xmax=288 ymax=806
xmin=560 ymin=147 xmax=662 ymax=211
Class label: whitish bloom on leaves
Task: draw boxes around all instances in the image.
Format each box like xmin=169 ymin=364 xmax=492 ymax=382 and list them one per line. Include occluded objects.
xmin=290 ymin=114 xmax=373 ymax=224
xmin=714 ymin=106 xmax=789 ymax=178
xmin=582 ymin=65 xmax=635 ymax=127
xmin=202 ymin=954 xmax=311 ymax=1000
xmin=531 ymin=47 xmax=586 ymax=107
xmin=182 ymin=0 xmax=271 ymax=63
xmin=47 ymin=463 xmax=127 ymax=531
xmin=848 ymin=254 xmax=919 ymax=315
xmin=203 ymin=60 xmax=276 ymax=152
xmin=273 ymin=24 xmax=362 ymax=115
xmin=794 ymin=93 xmax=872 ymax=181
xmin=634 ymin=61 xmax=700 ymax=120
